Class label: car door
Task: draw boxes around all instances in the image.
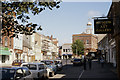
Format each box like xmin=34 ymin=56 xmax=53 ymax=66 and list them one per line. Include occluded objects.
xmin=15 ymin=68 xmax=24 ymax=80
xmin=38 ymin=64 xmax=44 ymax=77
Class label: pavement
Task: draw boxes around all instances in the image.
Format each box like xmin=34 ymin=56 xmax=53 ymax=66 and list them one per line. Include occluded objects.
xmin=80 ymin=60 xmax=118 ymax=80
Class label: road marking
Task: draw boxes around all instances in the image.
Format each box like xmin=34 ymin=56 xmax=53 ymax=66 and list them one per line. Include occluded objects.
xmin=78 ymin=70 xmax=84 ymax=80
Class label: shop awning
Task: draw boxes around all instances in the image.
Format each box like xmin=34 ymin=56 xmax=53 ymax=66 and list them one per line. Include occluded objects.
xmin=67 ymin=54 xmax=72 ymax=56
xmin=0 ymin=47 xmax=11 ymax=55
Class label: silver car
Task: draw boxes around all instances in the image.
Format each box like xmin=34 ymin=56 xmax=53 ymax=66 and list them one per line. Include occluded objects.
xmin=41 ymin=60 xmax=57 ymax=77
xmin=21 ymin=62 xmax=47 ymax=79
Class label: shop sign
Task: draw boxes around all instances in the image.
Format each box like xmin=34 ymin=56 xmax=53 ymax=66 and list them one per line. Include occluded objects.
xmin=14 ymin=49 xmax=23 ymax=54
xmin=94 ymin=19 xmax=113 ymax=34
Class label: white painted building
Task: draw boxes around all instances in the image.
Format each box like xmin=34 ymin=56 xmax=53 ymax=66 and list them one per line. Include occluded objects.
xmin=30 ymin=33 xmax=42 ymax=61
xmin=41 ymin=35 xmax=58 ymax=60
xmin=61 ymin=43 xmax=73 ymax=59
xmin=13 ymin=34 xmax=23 ymax=60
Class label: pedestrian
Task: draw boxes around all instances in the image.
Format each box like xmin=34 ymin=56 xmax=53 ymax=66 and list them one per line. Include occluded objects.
xmin=98 ymin=56 xmax=101 ymax=64
xmin=83 ymin=57 xmax=86 ymax=70
xmin=88 ymin=57 xmax=92 ymax=69
xmin=100 ymin=57 xmax=104 ymax=68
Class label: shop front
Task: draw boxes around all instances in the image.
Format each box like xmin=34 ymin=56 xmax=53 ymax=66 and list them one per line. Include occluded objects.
xmin=0 ymin=47 xmax=11 ymax=64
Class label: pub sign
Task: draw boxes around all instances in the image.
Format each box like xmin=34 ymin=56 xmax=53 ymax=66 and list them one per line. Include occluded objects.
xmin=94 ymin=19 xmax=113 ymax=34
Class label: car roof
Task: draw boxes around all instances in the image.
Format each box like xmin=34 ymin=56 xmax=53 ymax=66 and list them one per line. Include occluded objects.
xmin=0 ymin=66 xmax=26 ymax=70
xmin=22 ymin=62 xmax=45 ymax=65
xmin=41 ymin=60 xmax=54 ymax=61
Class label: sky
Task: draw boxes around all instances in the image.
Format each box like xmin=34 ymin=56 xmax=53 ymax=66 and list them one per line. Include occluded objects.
xmin=28 ymin=1 xmax=112 ymax=46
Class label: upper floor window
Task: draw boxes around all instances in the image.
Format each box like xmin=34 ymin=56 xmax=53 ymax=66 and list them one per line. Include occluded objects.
xmin=63 ymin=49 xmax=65 ymax=52
xmin=0 ymin=36 xmax=2 ymax=44
xmin=35 ymin=41 xmax=38 ymax=45
xmin=66 ymin=49 xmax=67 ymax=52
xmin=9 ymin=38 xmax=12 ymax=48
xmin=86 ymin=40 xmax=89 ymax=44
xmin=5 ymin=37 xmax=8 ymax=47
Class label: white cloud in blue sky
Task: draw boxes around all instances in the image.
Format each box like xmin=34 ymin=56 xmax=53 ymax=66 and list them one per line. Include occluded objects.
xmin=88 ymin=10 xmax=101 ymax=17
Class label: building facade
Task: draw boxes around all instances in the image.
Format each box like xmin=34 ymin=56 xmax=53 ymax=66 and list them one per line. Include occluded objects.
xmin=41 ymin=35 xmax=58 ymax=60
xmin=61 ymin=43 xmax=73 ymax=59
xmin=72 ymin=33 xmax=98 ymax=55
xmin=107 ymin=2 xmax=120 ymax=78
xmin=0 ymin=36 xmax=14 ymax=64
xmin=30 ymin=33 xmax=42 ymax=61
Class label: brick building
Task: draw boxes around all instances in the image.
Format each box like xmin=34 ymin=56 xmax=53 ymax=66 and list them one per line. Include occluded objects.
xmin=72 ymin=33 xmax=98 ymax=55
xmin=107 ymin=2 xmax=120 ymax=78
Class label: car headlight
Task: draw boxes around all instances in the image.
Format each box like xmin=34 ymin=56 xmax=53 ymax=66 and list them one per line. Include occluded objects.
xmin=47 ymin=68 xmax=53 ymax=72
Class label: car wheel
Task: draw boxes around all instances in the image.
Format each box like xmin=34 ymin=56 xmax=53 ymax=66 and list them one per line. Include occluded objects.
xmin=37 ymin=72 xmax=41 ymax=79
xmin=50 ymin=72 xmax=54 ymax=77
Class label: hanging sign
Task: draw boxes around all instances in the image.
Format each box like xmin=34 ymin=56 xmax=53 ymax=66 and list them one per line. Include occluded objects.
xmin=94 ymin=19 xmax=113 ymax=34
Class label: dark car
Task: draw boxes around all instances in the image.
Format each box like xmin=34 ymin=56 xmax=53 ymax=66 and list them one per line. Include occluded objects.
xmin=72 ymin=58 xmax=83 ymax=66
xmin=0 ymin=67 xmax=33 ymax=80
xmin=12 ymin=59 xmax=25 ymax=66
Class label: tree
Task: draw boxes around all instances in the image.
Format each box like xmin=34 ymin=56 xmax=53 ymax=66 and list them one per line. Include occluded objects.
xmin=72 ymin=40 xmax=84 ymax=56
xmin=1 ymin=0 xmax=61 ymax=37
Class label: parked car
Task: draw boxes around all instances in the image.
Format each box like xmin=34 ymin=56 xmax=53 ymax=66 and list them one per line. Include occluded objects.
xmin=41 ymin=60 xmax=57 ymax=77
xmin=54 ymin=60 xmax=63 ymax=71
xmin=21 ymin=62 xmax=48 ymax=79
xmin=12 ymin=59 xmax=25 ymax=66
xmin=0 ymin=66 xmax=33 ymax=80
xmin=72 ymin=58 xmax=83 ymax=66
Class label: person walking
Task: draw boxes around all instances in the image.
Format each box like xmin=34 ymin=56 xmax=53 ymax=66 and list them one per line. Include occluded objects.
xmin=88 ymin=57 xmax=92 ymax=69
xmin=100 ymin=57 xmax=105 ymax=68
xmin=83 ymin=57 xmax=86 ymax=70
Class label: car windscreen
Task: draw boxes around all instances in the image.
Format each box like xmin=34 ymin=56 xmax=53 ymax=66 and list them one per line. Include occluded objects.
xmin=41 ymin=61 xmax=53 ymax=65
xmin=0 ymin=69 xmax=15 ymax=79
xmin=23 ymin=64 xmax=37 ymax=70
xmin=74 ymin=59 xmax=81 ymax=61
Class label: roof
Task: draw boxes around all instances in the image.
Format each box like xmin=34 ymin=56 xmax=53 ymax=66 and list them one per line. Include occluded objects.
xmin=63 ymin=43 xmax=72 ymax=45
xmin=0 ymin=66 xmax=25 ymax=70
xmin=72 ymin=34 xmax=97 ymax=38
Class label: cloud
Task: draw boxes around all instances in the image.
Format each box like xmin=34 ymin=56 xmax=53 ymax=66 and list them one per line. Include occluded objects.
xmin=88 ymin=10 xmax=101 ymax=17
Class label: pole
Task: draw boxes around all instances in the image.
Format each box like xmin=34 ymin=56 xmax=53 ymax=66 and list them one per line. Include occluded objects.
xmin=76 ymin=45 xmax=77 ymax=58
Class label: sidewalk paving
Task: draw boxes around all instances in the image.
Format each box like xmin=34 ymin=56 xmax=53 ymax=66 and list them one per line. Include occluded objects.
xmin=80 ymin=61 xmax=118 ymax=80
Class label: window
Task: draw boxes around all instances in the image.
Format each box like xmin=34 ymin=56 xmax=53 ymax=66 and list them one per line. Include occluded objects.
xmin=86 ymin=40 xmax=89 ymax=44
xmin=22 ymin=68 xmax=31 ymax=76
xmin=5 ymin=37 xmax=8 ymax=47
xmin=35 ymin=41 xmax=38 ymax=45
xmin=16 ymin=69 xmax=24 ymax=78
xmin=66 ymin=49 xmax=67 ymax=52
xmin=38 ymin=64 xmax=44 ymax=70
xmin=63 ymin=49 xmax=65 ymax=52
xmin=9 ymin=39 xmax=12 ymax=48
xmin=29 ymin=64 xmax=37 ymax=70
xmin=0 ymin=36 xmax=2 ymax=43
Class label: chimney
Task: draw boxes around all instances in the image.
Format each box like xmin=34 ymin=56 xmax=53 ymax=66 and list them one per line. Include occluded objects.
xmin=50 ymin=35 xmax=53 ymax=40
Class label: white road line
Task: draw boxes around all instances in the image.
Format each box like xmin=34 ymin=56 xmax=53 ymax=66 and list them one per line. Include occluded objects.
xmin=78 ymin=70 xmax=84 ymax=80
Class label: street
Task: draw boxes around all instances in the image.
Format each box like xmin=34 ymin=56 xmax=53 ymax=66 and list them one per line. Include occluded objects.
xmin=49 ymin=59 xmax=118 ymax=80
xmin=49 ymin=59 xmax=84 ymax=80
